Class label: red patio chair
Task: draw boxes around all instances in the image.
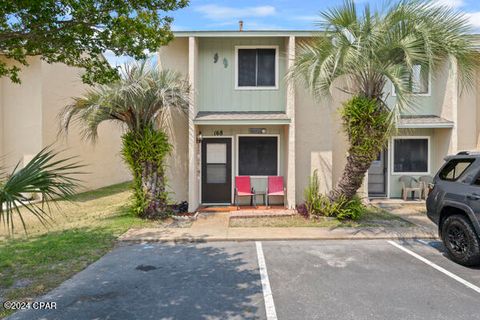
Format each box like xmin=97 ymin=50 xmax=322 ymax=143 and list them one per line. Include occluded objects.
xmin=234 ymin=176 xmax=256 ymax=209
xmin=266 ymin=176 xmax=286 ymax=207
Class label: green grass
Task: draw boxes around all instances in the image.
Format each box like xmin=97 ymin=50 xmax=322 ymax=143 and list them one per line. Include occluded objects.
xmin=229 ymin=207 xmax=412 ymax=228
xmin=0 ymin=182 xmax=160 ymax=318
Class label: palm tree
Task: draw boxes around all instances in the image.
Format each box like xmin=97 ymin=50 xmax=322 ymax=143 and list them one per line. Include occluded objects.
xmin=60 ymin=60 xmax=189 ymax=219
xmin=0 ymin=147 xmax=83 ymax=233
xmin=292 ymin=0 xmax=477 ymax=203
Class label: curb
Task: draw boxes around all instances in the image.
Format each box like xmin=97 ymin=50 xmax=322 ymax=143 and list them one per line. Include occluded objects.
xmin=118 ymin=234 xmax=439 ymax=244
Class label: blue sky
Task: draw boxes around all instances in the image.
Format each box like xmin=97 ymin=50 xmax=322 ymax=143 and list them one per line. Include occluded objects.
xmin=105 ymin=0 xmax=480 ymax=65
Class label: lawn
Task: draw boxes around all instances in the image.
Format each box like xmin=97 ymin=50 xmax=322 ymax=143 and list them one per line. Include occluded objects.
xmin=0 ymin=182 xmax=161 ymax=318
xmin=229 ymin=207 xmax=412 ymax=228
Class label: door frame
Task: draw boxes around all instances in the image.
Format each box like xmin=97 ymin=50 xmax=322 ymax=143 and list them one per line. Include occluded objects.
xmin=200 ymin=136 xmax=234 ymax=205
xmin=368 ymin=147 xmax=389 ymax=198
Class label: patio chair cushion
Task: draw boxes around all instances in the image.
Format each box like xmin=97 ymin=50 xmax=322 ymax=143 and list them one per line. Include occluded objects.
xmin=237 ymin=191 xmax=254 ymax=196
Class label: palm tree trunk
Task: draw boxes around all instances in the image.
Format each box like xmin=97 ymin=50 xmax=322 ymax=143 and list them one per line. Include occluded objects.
xmin=327 ymin=96 xmax=390 ymax=203
xmin=328 ymin=148 xmax=374 ymax=202
xmin=141 ymin=160 xmax=168 ymax=219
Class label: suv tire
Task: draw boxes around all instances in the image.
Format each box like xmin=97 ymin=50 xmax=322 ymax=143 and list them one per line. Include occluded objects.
xmin=441 ymin=214 xmax=480 ymax=266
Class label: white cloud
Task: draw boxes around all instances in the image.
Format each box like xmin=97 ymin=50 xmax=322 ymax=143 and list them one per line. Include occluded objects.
xmin=103 ymin=50 xmax=157 ymax=67
xmin=194 ymin=4 xmax=276 ymax=21
xmin=103 ymin=50 xmax=135 ymax=67
xmin=431 ymin=0 xmax=465 ymax=8
xmin=466 ymin=11 xmax=480 ymax=30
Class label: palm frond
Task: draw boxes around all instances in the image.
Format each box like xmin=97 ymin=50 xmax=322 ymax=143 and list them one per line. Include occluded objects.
xmin=291 ymin=0 xmax=478 ymax=119
xmin=0 ymin=147 xmax=84 ymax=234
xmin=60 ymin=59 xmax=190 ymax=142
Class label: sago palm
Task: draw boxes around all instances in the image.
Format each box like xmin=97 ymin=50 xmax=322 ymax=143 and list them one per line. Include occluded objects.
xmin=0 ymin=147 xmax=83 ymax=233
xmin=292 ymin=0 xmax=477 ymax=202
xmin=61 ymin=60 xmax=189 ymax=219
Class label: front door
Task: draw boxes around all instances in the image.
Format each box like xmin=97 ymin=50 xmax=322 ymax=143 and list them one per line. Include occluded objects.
xmin=201 ymin=138 xmax=232 ymax=204
xmin=368 ymin=150 xmax=387 ymax=197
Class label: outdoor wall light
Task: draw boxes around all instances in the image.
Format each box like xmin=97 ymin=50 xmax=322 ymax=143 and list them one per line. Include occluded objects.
xmin=214 ymin=53 xmax=219 ymax=63
xmin=223 ymin=58 xmax=228 ymax=68
xmin=196 ymin=132 xmax=203 ymax=144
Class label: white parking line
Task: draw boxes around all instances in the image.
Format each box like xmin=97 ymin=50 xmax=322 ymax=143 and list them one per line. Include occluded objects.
xmin=388 ymin=240 xmax=480 ymax=294
xmin=416 ymin=239 xmax=431 ymax=246
xmin=255 ymin=241 xmax=278 ymax=320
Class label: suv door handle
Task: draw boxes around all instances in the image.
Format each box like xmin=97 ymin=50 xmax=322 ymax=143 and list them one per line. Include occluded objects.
xmin=467 ymin=194 xmax=480 ymax=200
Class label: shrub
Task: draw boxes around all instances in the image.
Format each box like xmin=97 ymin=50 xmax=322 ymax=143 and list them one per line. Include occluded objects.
xmin=304 ymin=169 xmax=321 ymax=214
xmin=303 ymin=170 xmax=365 ymax=221
xmin=296 ymin=203 xmax=309 ymax=218
xmin=335 ymin=196 xmax=365 ymax=221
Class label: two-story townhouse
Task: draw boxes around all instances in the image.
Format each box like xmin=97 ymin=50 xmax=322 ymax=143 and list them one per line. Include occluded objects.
xmin=0 ymin=56 xmax=131 ymax=190
xmin=160 ymin=30 xmax=480 ymax=212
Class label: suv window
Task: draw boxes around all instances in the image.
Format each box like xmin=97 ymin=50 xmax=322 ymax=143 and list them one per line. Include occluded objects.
xmin=439 ymin=159 xmax=474 ymax=181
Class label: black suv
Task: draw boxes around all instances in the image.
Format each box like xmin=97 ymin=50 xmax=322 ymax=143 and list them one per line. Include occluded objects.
xmin=426 ymin=152 xmax=480 ymax=266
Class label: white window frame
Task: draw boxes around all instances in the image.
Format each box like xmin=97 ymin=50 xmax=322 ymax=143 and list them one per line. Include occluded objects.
xmin=234 ymin=45 xmax=279 ymax=91
xmin=391 ymin=136 xmax=431 ymax=176
xmin=236 ymin=134 xmax=280 ymax=178
xmin=391 ymin=65 xmax=432 ymax=97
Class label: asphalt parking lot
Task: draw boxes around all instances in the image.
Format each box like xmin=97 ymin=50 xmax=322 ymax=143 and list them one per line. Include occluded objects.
xmin=8 ymin=240 xmax=480 ymax=320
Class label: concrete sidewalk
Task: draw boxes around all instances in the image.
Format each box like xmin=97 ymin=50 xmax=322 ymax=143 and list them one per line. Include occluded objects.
xmin=372 ymin=201 xmax=436 ymax=231
xmin=119 ymin=211 xmax=437 ymax=242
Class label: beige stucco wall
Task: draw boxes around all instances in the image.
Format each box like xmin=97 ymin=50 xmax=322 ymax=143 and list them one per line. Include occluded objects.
xmin=0 ymin=56 xmax=130 ymax=191
xmin=1 ymin=57 xmax=43 ymax=169
xmin=294 ymin=86 xmax=334 ymax=202
xmin=40 ymin=60 xmax=130 ymax=190
xmin=457 ymin=69 xmax=480 ymax=151
xmin=158 ymin=38 xmax=190 ymax=202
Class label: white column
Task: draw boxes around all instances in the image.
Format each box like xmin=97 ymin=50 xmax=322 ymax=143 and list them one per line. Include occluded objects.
xmin=286 ymin=36 xmax=296 ymax=209
xmin=188 ymin=36 xmax=200 ymax=212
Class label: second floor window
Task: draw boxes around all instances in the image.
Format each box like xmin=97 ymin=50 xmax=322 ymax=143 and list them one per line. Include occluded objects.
xmin=236 ymin=47 xmax=277 ymax=89
xmin=392 ymin=64 xmax=430 ymax=95
xmin=408 ymin=64 xmax=429 ymax=94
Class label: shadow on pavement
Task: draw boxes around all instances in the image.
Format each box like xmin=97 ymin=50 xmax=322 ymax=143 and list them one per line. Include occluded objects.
xmin=8 ymin=242 xmax=263 ymax=320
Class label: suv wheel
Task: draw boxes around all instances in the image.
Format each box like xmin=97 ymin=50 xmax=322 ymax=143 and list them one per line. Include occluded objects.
xmin=441 ymin=214 xmax=480 ymax=266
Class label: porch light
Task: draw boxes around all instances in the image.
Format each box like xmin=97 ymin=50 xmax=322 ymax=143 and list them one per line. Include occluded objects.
xmin=196 ymin=132 xmax=203 ymax=144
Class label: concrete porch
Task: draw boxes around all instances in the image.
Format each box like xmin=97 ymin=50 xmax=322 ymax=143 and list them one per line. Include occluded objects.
xmin=198 ymin=205 xmax=296 ymax=218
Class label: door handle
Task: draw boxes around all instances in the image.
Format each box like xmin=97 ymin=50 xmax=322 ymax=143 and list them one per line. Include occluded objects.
xmin=467 ymin=194 xmax=480 ymax=201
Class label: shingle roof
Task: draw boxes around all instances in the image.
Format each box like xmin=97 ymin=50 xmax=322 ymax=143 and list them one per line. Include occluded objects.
xmin=194 ymin=111 xmax=290 ymax=124
xmin=397 ymin=115 xmax=454 ymax=128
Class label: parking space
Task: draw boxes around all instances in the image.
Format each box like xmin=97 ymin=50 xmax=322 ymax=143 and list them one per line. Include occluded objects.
xmin=8 ymin=240 xmax=480 ymax=320
xmin=263 ymin=240 xmax=480 ymax=320
xmin=8 ymin=242 xmax=265 ymax=320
